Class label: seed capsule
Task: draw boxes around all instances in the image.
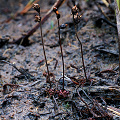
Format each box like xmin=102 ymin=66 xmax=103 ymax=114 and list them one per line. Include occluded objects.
xmin=74 ymin=14 xmax=82 ymax=24
xmin=53 ymin=7 xmax=58 ymax=12
xmin=33 ymin=3 xmax=40 ymax=13
xmin=72 ymin=5 xmax=79 ymax=15
xmin=34 ymin=15 xmax=40 ymax=22
xmin=56 ymin=12 xmax=60 ymax=19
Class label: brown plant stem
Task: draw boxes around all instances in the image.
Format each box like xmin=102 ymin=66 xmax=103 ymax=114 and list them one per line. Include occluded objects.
xmin=77 ymin=90 xmax=98 ymax=117
xmin=10 ymin=0 xmax=65 ymax=45
xmin=38 ymin=10 xmax=50 ymax=84
xmin=73 ymin=15 xmax=87 ymax=81
xmin=57 ymin=19 xmax=65 ymax=90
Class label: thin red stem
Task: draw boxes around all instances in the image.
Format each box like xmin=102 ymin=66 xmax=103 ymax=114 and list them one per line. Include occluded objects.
xmin=39 ymin=11 xmax=50 ymax=84
xmin=73 ymin=15 xmax=87 ymax=81
xmin=58 ymin=19 xmax=65 ymax=90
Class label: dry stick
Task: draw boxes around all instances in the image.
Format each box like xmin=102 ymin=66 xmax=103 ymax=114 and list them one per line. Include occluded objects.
xmin=73 ymin=15 xmax=87 ymax=81
xmin=93 ymin=99 xmax=109 ymax=117
xmin=53 ymin=95 xmax=59 ymax=113
xmin=1 ymin=60 xmax=37 ymax=81
xmin=57 ymin=18 xmax=65 ymax=90
xmin=78 ymin=88 xmax=109 ymax=118
xmin=0 ymin=0 xmax=39 ymax=24
xmin=49 ymin=112 xmax=69 ymax=119
xmin=96 ymin=3 xmax=117 ymax=28
xmin=115 ymin=0 xmax=120 ymax=76
xmin=10 ymin=0 xmax=65 ymax=45
xmin=38 ymin=9 xmax=50 ymax=84
xmin=77 ymin=90 xmax=98 ymax=117
xmin=20 ymin=0 xmax=39 ymax=15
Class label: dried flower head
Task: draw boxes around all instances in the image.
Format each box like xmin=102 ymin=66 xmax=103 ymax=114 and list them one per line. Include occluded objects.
xmin=72 ymin=5 xmax=79 ymax=15
xmin=53 ymin=7 xmax=60 ymax=19
xmin=34 ymin=15 xmax=40 ymax=22
xmin=53 ymin=7 xmax=58 ymax=13
xmin=56 ymin=11 xmax=60 ymax=19
xmin=33 ymin=3 xmax=40 ymax=13
xmin=74 ymin=13 xmax=82 ymax=24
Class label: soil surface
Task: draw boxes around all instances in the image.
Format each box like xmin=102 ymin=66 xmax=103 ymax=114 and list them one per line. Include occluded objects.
xmin=0 ymin=0 xmax=120 ymax=120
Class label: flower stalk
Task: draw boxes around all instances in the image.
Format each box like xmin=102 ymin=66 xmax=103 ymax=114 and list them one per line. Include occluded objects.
xmin=53 ymin=7 xmax=65 ymax=90
xmin=33 ymin=4 xmax=50 ymax=84
xmin=72 ymin=6 xmax=87 ymax=81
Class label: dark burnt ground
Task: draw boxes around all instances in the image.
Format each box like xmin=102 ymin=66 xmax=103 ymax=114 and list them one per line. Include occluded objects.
xmin=0 ymin=0 xmax=120 ymax=120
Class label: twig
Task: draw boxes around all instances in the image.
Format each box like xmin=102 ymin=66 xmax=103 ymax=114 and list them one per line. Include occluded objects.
xmin=3 ymin=83 xmax=20 ymax=94
xmin=99 ymin=69 xmax=116 ymax=74
xmin=27 ymin=80 xmax=42 ymax=87
xmin=77 ymin=90 xmax=98 ymax=117
xmin=78 ymin=91 xmax=99 ymax=117
xmin=102 ymin=0 xmax=109 ymax=7
xmin=53 ymin=96 xmax=59 ymax=113
xmin=93 ymin=99 xmax=107 ymax=117
xmin=1 ymin=60 xmax=37 ymax=81
xmin=49 ymin=112 xmax=69 ymax=119
xmin=107 ymin=106 xmax=120 ymax=116
xmin=79 ymin=88 xmax=93 ymax=103
xmin=20 ymin=0 xmax=39 ymax=15
xmin=70 ymin=64 xmax=81 ymax=73
xmin=39 ymin=58 xmax=53 ymax=68
xmin=95 ymin=17 xmax=117 ymax=28
xmin=54 ymin=58 xmax=58 ymax=70
xmin=9 ymin=0 xmax=66 ymax=46
xmin=96 ymin=3 xmax=110 ymax=20
xmin=1 ymin=0 xmax=39 ymax=24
